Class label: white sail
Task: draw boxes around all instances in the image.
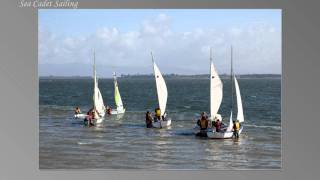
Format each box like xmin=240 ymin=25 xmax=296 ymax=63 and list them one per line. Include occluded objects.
xmin=93 ymin=51 xmax=105 ymax=119
xmin=226 ymin=111 xmax=233 ymax=132
xmin=234 ymin=76 xmax=244 ymax=123
xmin=151 ymin=53 xmax=168 ymax=116
xmin=210 ymin=49 xmax=223 ymax=120
xmin=113 ymin=72 xmax=124 ymax=112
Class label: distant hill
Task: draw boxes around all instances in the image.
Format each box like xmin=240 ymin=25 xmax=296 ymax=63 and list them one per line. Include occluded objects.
xmin=40 ymin=74 xmax=281 ymax=80
xmin=119 ymin=73 xmax=281 ymax=79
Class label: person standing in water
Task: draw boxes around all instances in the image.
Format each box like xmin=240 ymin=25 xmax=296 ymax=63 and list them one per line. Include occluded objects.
xmin=197 ymin=112 xmax=209 ymax=130
xmin=74 ymin=106 xmax=81 ymax=114
xmin=215 ymin=119 xmax=222 ymax=132
xmin=85 ymin=108 xmax=95 ymax=126
xmin=145 ymin=111 xmax=153 ymax=128
xmin=154 ymin=107 xmax=161 ymax=121
xmin=106 ymin=105 xmax=112 ymax=115
xmin=196 ymin=112 xmax=209 ymax=137
xmin=233 ymin=120 xmax=241 ymax=139
xmin=197 ymin=112 xmax=208 ymax=128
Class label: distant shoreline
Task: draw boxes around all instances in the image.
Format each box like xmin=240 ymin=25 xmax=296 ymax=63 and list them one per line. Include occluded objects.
xmin=39 ymin=74 xmax=281 ymax=79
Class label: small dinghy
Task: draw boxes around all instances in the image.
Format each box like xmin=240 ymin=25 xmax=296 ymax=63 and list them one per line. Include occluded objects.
xmin=194 ymin=47 xmax=244 ymax=139
xmin=110 ymin=72 xmax=126 ymax=115
xmin=150 ymin=52 xmax=172 ymax=128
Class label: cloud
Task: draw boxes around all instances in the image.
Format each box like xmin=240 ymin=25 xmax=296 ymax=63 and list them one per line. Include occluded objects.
xmin=39 ymin=13 xmax=281 ymax=76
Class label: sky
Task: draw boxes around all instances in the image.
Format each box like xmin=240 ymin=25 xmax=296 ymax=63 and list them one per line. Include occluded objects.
xmin=38 ymin=9 xmax=281 ymax=77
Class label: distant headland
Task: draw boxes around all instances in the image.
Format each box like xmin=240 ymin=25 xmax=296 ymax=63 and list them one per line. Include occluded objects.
xmin=40 ymin=74 xmax=281 ymax=79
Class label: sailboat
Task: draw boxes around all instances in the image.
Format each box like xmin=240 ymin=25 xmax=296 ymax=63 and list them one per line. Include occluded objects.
xmin=89 ymin=50 xmax=106 ymax=124
xmin=74 ymin=51 xmax=106 ymax=122
xmin=110 ymin=72 xmax=126 ymax=115
xmin=195 ymin=47 xmax=244 ymax=139
xmin=151 ymin=52 xmax=172 ymax=128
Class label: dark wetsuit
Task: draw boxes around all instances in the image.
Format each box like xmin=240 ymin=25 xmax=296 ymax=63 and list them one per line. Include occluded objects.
xmin=84 ymin=109 xmax=94 ymax=126
xmin=146 ymin=113 xmax=153 ymax=128
xmin=196 ymin=117 xmax=209 ymax=137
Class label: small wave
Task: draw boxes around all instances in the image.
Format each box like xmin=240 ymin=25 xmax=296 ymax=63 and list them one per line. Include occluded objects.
xmin=77 ymin=142 xmax=92 ymax=145
xmin=40 ymin=105 xmax=75 ymax=111
xmin=173 ymin=129 xmax=195 ymax=136
xmin=177 ymin=132 xmax=194 ymax=136
xmin=245 ymin=124 xmax=281 ymax=130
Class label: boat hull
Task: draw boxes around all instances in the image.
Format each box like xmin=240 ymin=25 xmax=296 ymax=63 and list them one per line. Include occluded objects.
xmin=83 ymin=111 xmax=105 ymax=125
xmin=84 ymin=116 xmax=104 ymax=125
xmin=207 ymin=126 xmax=243 ymax=139
xmin=194 ymin=125 xmax=243 ymax=139
xmin=74 ymin=113 xmax=88 ymax=119
xmin=94 ymin=117 xmax=104 ymax=124
xmin=152 ymin=118 xmax=172 ymax=128
xmin=110 ymin=109 xmax=126 ymax=115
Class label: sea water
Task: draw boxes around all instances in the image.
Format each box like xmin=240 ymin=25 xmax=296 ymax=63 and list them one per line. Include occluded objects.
xmin=39 ymin=77 xmax=281 ymax=169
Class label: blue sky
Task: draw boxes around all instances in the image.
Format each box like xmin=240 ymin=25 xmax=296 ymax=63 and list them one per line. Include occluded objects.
xmin=39 ymin=9 xmax=281 ymax=77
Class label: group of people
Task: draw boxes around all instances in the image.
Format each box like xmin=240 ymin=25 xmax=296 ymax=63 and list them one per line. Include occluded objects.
xmin=196 ymin=112 xmax=241 ymax=139
xmin=145 ymin=107 xmax=167 ymax=128
xmin=74 ymin=105 xmax=113 ymax=126
xmin=75 ymin=107 xmax=241 ymax=138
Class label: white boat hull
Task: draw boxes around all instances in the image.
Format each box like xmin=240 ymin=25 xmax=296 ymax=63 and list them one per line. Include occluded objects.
xmin=207 ymin=126 xmax=243 ymax=139
xmin=74 ymin=113 xmax=88 ymax=119
xmin=194 ymin=125 xmax=243 ymax=139
xmin=84 ymin=117 xmax=104 ymax=125
xmin=152 ymin=118 xmax=172 ymax=128
xmin=110 ymin=108 xmax=126 ymax=115
xmin=94 ymin=117 xmax=104 ymax=124
xmin=83 ymin=111 xmax=105 ymax=125
xmin=95 ymin=111 xmax=105 ymax=124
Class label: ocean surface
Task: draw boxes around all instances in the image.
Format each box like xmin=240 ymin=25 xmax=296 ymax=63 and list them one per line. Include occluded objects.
xmin=39 ymin=77 xmax=281 ymax=169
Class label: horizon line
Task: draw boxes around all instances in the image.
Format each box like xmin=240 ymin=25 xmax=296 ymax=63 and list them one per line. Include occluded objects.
xmin=39 ymin=73 xmax=281 ymax=78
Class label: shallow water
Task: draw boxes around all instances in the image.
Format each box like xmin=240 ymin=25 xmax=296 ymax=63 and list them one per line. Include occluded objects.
xmin=39 ymin=77 xmax=281 ymax=169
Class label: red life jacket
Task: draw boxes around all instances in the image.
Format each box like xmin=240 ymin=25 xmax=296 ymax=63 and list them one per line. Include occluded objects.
xmin=216 ymin=121 xmax=221 ymax=130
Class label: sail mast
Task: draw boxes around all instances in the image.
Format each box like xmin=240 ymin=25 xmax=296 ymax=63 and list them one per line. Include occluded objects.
xmin=151 ymin=51 xmax=154 ymax=63
xmin=150 ymin=51 xmax=159 ymax=110
xmin=93 ymin=49 xmax=96 ymax=110
xmin=113 ymin=72 xmax=119 ymax=109
xmin=93 ymin=49 xmax=96 ymax=81
xmin=210 ymin=47 xmax=213 ymax=117
xmin=231 ymin=46 xmax=234 ymax=114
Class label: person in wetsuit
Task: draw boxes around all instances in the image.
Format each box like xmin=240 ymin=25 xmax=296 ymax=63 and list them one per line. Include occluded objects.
xmin=145 ymin=111 xmax=153 ymax=128
xmin=84 ymin=108 xmax=95 ymax=126
xmin=74 ymin=106 xmax=81 ymax=115
xmin=196 ymin=112 xmax=209 ymax=137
